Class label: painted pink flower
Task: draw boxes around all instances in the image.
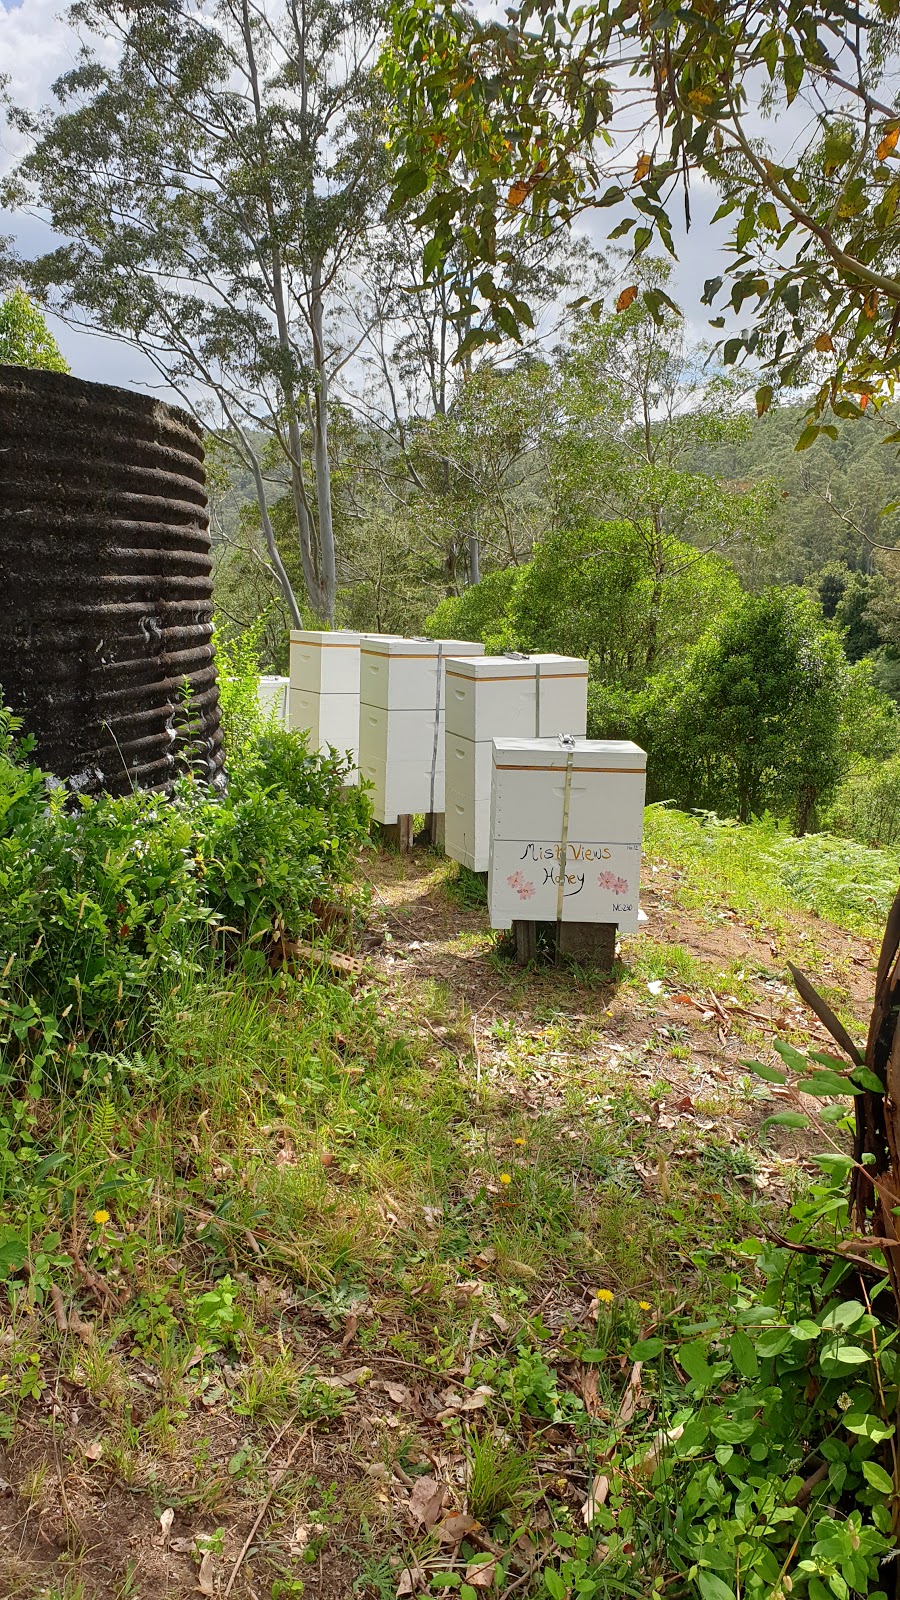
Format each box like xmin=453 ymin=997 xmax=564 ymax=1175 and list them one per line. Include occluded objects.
xmin=597 ymin=871 xmax=618 ymax=891
xmin=613 ymin=876 xmax=629 ymax=894
xmin=507 ymin=871 xmax=526 ymax=890
xmin=517 ymin=881 xmax=535 ymax=900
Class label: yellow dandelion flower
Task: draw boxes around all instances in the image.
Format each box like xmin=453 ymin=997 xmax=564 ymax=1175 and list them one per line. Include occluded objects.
xmin=514 ymin=1138 xmax=526 ymax=1146
xmin=595 ymin=1288 xmax=614 ymax=1304
xmin=499 ymin=1173 xmax=512 ymax=1185
xmin=92 ymin=1209 xmax=110 ymax=1225
xmin=639 ymin=1300 xmax=651 ymax=1311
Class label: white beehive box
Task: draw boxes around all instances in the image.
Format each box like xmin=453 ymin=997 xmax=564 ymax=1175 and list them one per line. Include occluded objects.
xmin=488 ymin=737 xmax=646 ymax=932
xmin=289 ymin=630 xmax=403 ymax=776
xmin=360 ymin=637 xmax=485 ymax=714
xmin=444 ymin=735 xmax=493 ymax=869
xmin=290 ymin=629 xmax=365 ymax=695
xmin=444 ymin=655 xmax=589 ymax=872
xmin=445 ymin=654 xmax=589 ymax=741
xmin=289 ymin=689 xmax=361 ymax=758
xmin=258 ymin=675 xmax=289 ymax=727
xmin=358 ymin=638 xmax=484 ymax=823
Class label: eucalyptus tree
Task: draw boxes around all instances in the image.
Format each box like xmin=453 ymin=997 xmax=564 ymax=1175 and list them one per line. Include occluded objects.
xmin=345 ymin=219 xmax=605 ymax=587
xmin=3 ymin=0 xmax=389 ymax=623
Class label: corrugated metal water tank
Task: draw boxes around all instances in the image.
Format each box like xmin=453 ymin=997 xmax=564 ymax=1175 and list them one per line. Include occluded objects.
xmin=0 ymin=365 xmax=223 ymax=794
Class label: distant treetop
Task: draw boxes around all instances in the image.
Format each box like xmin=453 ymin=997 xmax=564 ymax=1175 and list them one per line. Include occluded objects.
xmin=0 ymin=289 xmax=69 ymax=374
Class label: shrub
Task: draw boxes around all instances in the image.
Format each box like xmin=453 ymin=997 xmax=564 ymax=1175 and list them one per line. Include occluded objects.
xmin=0 ymin=694 xmax=370 ymax=1095
xmin=636 ymin=589 xmax=897 ymax=832
xmin=827 ymin=753 xmax=900 ymax=848
xmin=426 ymin=566 xmax=522 ymax=652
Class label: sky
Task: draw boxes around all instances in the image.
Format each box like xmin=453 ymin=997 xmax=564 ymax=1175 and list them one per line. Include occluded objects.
xmin=0 ymin=0 xmax=734 ymax=399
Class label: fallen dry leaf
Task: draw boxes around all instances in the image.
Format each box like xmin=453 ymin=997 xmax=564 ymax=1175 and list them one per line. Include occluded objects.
xmin=408 ymin=1474 xmax=446 ymax=1531
xmin=618 ymin=1361 xmax=643 ymax=1426
xmin=384 ymin=1381 xmax=412 ymax=1406
xmin=396 ymin=1563 xmax=425 ymax=1597
xmin=438 ymin=1511 xmax=479 ymax=1545
xmin=81 ymin=1439 xmax=103 ymax=1462
xmin=459 ymin=1384 xmax=493 ymax=1412
xmin=634 ymin=1423 xmax=684 ymax=1479
xmin=159 ymin=1507 xmax=175 ymax=1546
xmin=582 ymin=1473 xmax=610 ymax=1526
xmin=196 ymin=1551 xmax=215 ymax=1595
xmin=465 ymin=1556 xmax=497 ymax=1588
xmin=580 ymin=1365 xmax=601 ymax=1417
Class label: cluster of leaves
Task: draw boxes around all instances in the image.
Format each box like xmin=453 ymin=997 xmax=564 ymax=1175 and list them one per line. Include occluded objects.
xmin=384 ymin=0 xmax=900 ymax=428
xmin=0 ymin=288 xmax=69 ymax=373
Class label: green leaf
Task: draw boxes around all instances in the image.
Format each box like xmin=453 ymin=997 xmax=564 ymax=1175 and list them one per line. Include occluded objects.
xmin=773 ymin=1039 xmax=808 ymax=1073
xmin=697 ymin=1574 xmax=736 ymax=1600
xmin=761 ymin=1111 xmax=810 ymax=1129
xmin=821 ymin=1103 xmax=851 ymax=1123
xmin=679 ymin=1340 xmax=715 ymax=1386
xmin=630 ymin=1337 xmax=665 ymax=1359
xmin=730 ymin=1329 xmax=759 ymax=1377
xmin=741 ymin=1058 xmax=788 ymax=1084
xmin=800 ymin=1070 xmax=856 ymax=1098
xmin=789 ymin=1319 xmax=822 ymax=1341
xmin=0 ymin=1230 xmax=28 ymax=1278
xmin=863 ymin=1460 xmax=894 ymax=1494
xmin=852 ymin=1066 xmax=884 ymax=1093
xmin=833 ymin=1344 xmax=871 ymax=1365
xmin=712 ymin=1417 xmax=757 ymax=1444
xmin=795 ymin=424 xmax=821 ymax=450
xmin=843 ymin=1411 xmax=895 ymax=1441
xmin=820 ymin=1300 xmax=864 ymax=1331
xmin=544 ymin=1571 xmax=566 ymax=1600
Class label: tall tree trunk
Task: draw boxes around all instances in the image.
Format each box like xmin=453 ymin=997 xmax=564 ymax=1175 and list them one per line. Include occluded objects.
xmin=468 ymin=531 xmax=481 ymax=586
xmin=240 ymin=0 xmax=327 ymax=620
xmin=310 ymin=260 xmax=337 ymax=624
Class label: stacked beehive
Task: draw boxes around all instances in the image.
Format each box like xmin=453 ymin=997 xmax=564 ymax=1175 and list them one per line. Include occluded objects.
xmin=257 ymin=675 xmax=289 ymax=728
xmin=288 ymin=630 xmax=369 ymax=771
xmin=444 ymin=655 xmax=589 ymax=871
xmin=358 ymin=637 xmax=484 ymax=824
xmin=488 ymin=737 xmax=647 ymax=931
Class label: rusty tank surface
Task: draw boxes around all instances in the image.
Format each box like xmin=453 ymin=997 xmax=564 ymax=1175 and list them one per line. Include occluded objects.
xmin=0 ymin=364 xmax=223 ymax=795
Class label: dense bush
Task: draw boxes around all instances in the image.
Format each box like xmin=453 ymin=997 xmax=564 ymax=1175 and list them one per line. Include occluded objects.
xmin=827 ymin=753 xmax=900 ymax=848
xmin=0 ymin=684 xmax=370 ymax=1097
xmin=603 ymin=590 xmax=898 ymax=833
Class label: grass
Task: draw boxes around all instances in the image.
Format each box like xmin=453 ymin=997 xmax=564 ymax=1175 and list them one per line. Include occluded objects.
xmin=0 ymin=807 xmax=888 ymax=1598
xmin=644 ymin=803 xmax=899 ymax=936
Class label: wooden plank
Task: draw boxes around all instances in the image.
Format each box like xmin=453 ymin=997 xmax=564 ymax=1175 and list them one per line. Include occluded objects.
xmin=377 ymin=816 xmax=414 ymax=853
xmin=513 ymin=920 xmax=538 ymax=964
xmin=555 ymin=921 xmax=617 ymax=967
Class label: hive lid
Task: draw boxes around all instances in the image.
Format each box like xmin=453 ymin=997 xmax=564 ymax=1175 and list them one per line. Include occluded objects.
xmin=290 ymin=629 xmax=363 ymax=647
xmin=360 ymin=636 xmax=483 ymax=658
xmin=445 ymin=653 xmax=589 ymax=681
xmin=492 ymin=737 xmax=647 ymax=771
